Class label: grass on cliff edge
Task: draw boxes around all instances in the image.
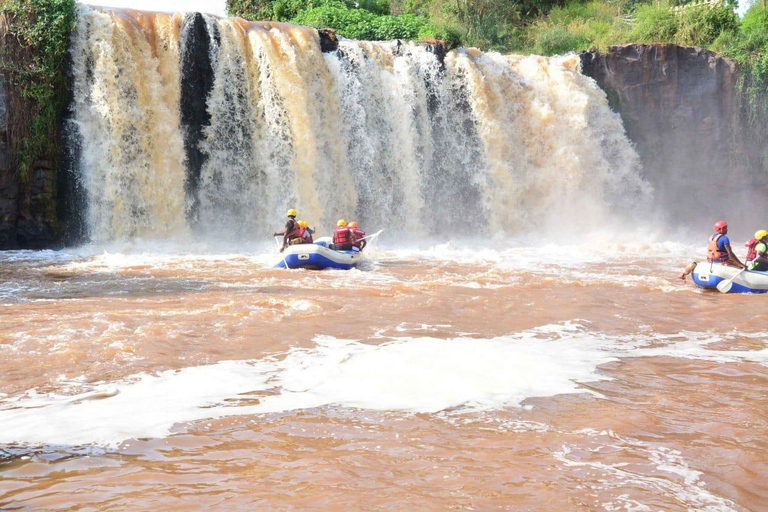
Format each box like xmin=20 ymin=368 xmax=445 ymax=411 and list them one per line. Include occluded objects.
xmin=0 ymin=0 xmax=76 ymax=182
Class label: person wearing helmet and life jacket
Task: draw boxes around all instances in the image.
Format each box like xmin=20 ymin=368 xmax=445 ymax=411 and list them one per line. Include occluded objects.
xmin=348 ymin=221 xmax=366 ymax=252
xmin=332 ymin=219 xmax=354 ymax=251
xmin=298 ymin=220 xmax=314 ymax=244
xmin=681 ymin=220 xmax=746 ymax=279
xmin=745 ymin=229 xmax=768 ymax=271
xmin=273 ymin=208 xmax=303 ymax=252
xmin=707 ymin=221 xmax=745 ymax=268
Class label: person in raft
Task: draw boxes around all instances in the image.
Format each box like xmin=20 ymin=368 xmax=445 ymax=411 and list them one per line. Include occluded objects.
xmin=332 ymin=219 xmax=354 ymax=251
xmin=298 ymin=220 xmax=314 ymax=244
xmin=349 ymin=221 xmax=366 ymax=252
xmin=680 ymin=220 xmax=746 ymax=279
xmin=273 ymin=208 xmax=302 ymax=252
xmin=745 ymin=230 xmax=768 ymax=271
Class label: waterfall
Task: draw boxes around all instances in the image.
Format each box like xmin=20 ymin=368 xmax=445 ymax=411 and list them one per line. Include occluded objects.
xmin=69 ymin=6 xmax=650 ymax=244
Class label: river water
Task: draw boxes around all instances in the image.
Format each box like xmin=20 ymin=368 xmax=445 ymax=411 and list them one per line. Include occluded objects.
xmin=1 ymin=237 xmax=766 ymax=511
xmin=1 ymin=5 xmax=766 ymax=511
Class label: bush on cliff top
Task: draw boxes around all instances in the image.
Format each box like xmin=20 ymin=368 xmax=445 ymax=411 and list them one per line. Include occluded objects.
xmin=229 ymin=0 xmax=460 ymax=46
xmin=0 ymin=0 xmax=76 ymax=181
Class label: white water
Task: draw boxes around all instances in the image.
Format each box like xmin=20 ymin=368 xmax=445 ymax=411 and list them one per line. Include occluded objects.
xmin=1 ymin=320 xmax=765 ymax=447
xmin=69 ymin=7 xmax=650 ymax=243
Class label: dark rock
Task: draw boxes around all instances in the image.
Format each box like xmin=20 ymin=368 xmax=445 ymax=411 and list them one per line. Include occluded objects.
xmin=0 ymin=77 xmax=6 ymax=131
xmin=15 ymin=163 xmax=58 ymax=249
xmin=0 ymin=76 xmax=16 ymax=248
xmin=317 ymin=28 xmax=338 ymax=53
xmin=420 ymin=38 xmax=449 ymax=66
xmin=180 ymin=12 xmax=218 ymax=224
xmin=58 ymin=45 xmax=87 ymax=247
xmin=581 ymin=44 xmax=762 ymax=227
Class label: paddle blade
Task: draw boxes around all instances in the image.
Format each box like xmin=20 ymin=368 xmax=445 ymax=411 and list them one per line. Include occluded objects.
xmin=716 ymin=279 xmax=733 ymax=293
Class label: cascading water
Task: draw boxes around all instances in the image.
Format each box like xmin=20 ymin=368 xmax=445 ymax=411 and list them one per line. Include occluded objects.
xmin=69 ymin=6 xmax=650 ymax=244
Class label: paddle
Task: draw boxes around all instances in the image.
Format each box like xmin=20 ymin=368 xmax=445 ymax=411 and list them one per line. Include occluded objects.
xmin=274 ymin=236 xmax=289 ymax=269
xmin=357 ymin=229 xmax=383 ymax=243
xmin=717 ymin=268 xmax=747 ymax=293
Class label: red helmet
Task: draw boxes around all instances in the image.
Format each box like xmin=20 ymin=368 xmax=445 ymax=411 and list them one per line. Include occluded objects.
xmin=348 ymin=222 xmax=358 ymax=229
xmin=713 ymin=221 xmax=728 ymax=233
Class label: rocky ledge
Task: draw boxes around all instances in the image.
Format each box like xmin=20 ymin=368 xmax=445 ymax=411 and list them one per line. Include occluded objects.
xmin=581 ymin=43 xmax=765 ymax=225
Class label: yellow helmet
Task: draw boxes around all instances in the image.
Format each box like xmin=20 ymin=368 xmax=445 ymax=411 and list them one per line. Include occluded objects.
xmin=286 ymin=208 xmax=297 ymax=217
xmin=298 ymin=220 xmax=308 ymax=228
xmin=337 ymin=219 xmax=347 ymax=227
xmin=756 ymin=230 xmax=768 ymax=240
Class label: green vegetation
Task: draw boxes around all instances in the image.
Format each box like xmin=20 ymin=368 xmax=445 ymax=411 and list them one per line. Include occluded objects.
xmin=226 ymin=0 xmax=765 ymax=58
xmin=0 ymin=0 xmax=76 ymax=181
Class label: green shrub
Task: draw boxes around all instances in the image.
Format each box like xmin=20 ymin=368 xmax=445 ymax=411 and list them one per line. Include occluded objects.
xmin=533 ymin=25 xmax=588 ymax=55
xmin=675 ymin=4 xmax=738 ymax=47
xmin=630 ymin=1 xmax=679 ymax=43
xmin=0 ymin=0 xmax=76 ymax=180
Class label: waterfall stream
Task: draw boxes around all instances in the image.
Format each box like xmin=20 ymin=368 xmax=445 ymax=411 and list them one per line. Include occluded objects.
xmin=69 ymin=6 xmax=650 ymax=243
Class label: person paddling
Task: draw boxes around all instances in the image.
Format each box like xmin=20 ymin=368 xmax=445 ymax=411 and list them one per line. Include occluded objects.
xmin=707 ymin=221 xmax=745 ymax=268
xmin=349 ymin=221 xmax=366 ymax=252
xmin=332 ymin=219 xmax=354 ymax=251
xmin=298 ymin=220 xmax=314 ymax=244
xmin=746 ymin=230 xmax=768 ymax=271
xmin=273 ymin=209 xmax=302 ymax=252
xmin=680 ymin=220 xmax=746 ymax=279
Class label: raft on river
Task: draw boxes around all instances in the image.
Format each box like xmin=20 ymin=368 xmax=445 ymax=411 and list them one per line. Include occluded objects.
xmin=275 ymin=237 xmax=362 ymax=270
xmin=692 ymin=262 xmax=768 ymax=294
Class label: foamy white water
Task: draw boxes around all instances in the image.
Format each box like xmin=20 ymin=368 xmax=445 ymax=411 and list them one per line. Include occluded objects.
xmin=2 ymin=321 xmax=765 ymax=447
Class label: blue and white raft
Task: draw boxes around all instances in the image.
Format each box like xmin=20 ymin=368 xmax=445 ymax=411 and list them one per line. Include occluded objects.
xmin=691 ymin=262 xmax=768 ymax=293
xmin=275 ymin=237 xmax=362 ymax=270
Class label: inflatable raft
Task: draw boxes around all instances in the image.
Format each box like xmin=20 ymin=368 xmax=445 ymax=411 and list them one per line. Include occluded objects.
xmin=275 ymin=237 xmax=361 ymax=270
xmin=691 ymin=262 xmax=768 ymax=293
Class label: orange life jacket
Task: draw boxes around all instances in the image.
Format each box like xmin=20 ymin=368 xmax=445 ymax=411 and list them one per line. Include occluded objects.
xmin=286 ymin=219 xmax=302 ymax=240
xmin=351 ymin=227 xmax=365 ymax=248
xmin=333 ymin=226 xmax=353 ymax=245
xmin=707 ymin=233 xmax=730 ymax=263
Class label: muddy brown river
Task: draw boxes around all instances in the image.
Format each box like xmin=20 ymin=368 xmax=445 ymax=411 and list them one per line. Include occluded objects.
xmin=0 ymin=240 xmax=766 ymax=511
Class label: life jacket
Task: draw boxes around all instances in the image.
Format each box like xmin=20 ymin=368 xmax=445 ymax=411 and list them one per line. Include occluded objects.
xmin=351 ymin=227 xmax=366 ymax=248
xmin=301 ymin=226 xmax=313 ymax=244
xmin=746 ymin=238 xmax=767 ymax=262
xmin=286 ymin=219 xmax=302 ymax=240
xmin=706 ymin=233 xmax=730 ymax=263
xmin=745 ymin=238 xmax=759 ymax=262
xmin=333 ymin=226 xmax=353 ymax=246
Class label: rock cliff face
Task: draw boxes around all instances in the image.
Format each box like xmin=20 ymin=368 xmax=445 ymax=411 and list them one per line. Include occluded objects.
xmin=581 ymin=43 xmax=765 ymax=226
xmin=0 ymin=77 xmax=17 ymax=247
xmin=0 ymin=72 xmax=60 ymax=249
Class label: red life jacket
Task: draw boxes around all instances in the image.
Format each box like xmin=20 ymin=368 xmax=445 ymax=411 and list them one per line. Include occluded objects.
xmin=745 ymin=238 xmax=758 ymax=261
xmin=707 ymin=234 xmax=729 ymax=263
xmin=745 ymin=238 xmax=766 ymax=262
xmin=301 ymin=227 xmax=313 ymax=243
xmin=351 ymin=227 xmax=366 ymax=248
xmin=286 ymin=219 xmax=302 ymax=240
xmin=333 ymin=226 xmax=353 ymax=245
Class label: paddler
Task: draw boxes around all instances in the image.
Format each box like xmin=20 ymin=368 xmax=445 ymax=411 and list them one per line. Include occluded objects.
xmin=332 ymin=219 xmax=354 ymax=251
xmin=349 ymin=221 xmax=366 ymax=252
xmin=273 ymin=208 xmax=302 ymax=252
xmin=680 ymin=220 xmax=745 ymax=279
xmin=298 ymin=220 xmax=314 ymax=244
xmin=707 ymin=221 xmax=745 ymax=268
xmin=745 ymin=230 xmax=768 ymax=271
